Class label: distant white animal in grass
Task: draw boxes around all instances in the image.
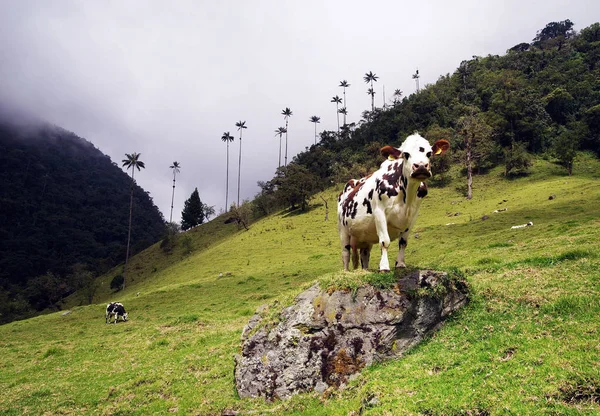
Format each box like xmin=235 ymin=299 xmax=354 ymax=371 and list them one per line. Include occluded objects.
xmin=511 ymin=221 xmax=533 ymax=229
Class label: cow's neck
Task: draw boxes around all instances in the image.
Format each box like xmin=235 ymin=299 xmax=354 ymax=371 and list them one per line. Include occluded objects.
xmin=402 ymin=176 xmax=422 ymax=207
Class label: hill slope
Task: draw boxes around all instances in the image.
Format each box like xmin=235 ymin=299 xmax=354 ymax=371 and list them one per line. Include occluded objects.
xmin=0 ymin=114 xmax=165 ymax=322
xmin=1 ymin=155 xmax=599 ymax=415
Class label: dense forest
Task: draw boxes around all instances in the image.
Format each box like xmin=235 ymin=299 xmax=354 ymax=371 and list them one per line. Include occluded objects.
xmin=0 ymin=115 xmax=165 ymax=323
xmin=253 ymin=20 xmax=600 ymax=213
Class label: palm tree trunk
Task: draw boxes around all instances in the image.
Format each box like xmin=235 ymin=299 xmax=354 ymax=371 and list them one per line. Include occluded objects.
xmin=170 ymin=171 xmax=176 ymax=223
xmin=336 ymin=104 xmax=340 ymax=134
xmin=371 ymin=81 xmax=375 ymax=111
xmin=124 ymin=168 xmax=135 ymax=290
xmin=314 ymin=123 xmax=317 ymax=145
xmin=342 ymin=89 xmax=347 ymax=125
xmin=225 ymin=142 xmax=230 ymax=211
xmin=237 ymin=132 xmax=242 ymax=207
xmin=284 ymin=120 xmax=289 ymax=167
xmin=278 ymin=136 xmax=282 ymax=169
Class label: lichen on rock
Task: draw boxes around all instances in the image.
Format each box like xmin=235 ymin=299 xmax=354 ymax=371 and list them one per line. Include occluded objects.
xmin=234 ymin=269 xmax=468 ymax=400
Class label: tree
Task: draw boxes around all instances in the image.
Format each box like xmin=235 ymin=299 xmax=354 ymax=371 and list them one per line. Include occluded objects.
xmin=309 ymin=116 xmax=321 ymax=145
xmin=331 ymin=95 xmax=342 ymax=134
xmin=504 ymin=141 xmax=532 ymax=177
xmin=274 ymin=127 xmax=287 ymax=169
xmin=281 ymin=108 xmax=293 ymax=166
xmin=366 ymin=88 xmax=376 ymax=111
xmin=339 ymin=80 xmax=350 ymax=125
xmin=68 ymin=263 xmax=97 ymax=305
xmin=533 ymin=19 xmax=574 ymax=49
xmin=363 ymin=71 xmax=379 ymax=111
xmin=338 ymin=107 xmax=348 ymax=129
xmin=203 ymin=205 xmax=216 ymax=221
xmin=181 ymin=187 xmax=205 ymax=230
xmin=169 ymin=161 xmax=181 ymax=223
xmin=274 ymin=164 xmax=320 ymax=211
xmin=393 ymin=89 xmax=403 ymax=105
xmin=121 ymin=152 xmax=145 ymax=289
xmin=552 ymin=123 xmax=584 ymax=175
xmin=457 ymin=112 xmax=493 ymax=199
xmin=412 ymin=69 xmax=420 ymax=92
xmin=235 ymin=120 xmax=247 ymax=206
xmin=221 ymin=131 xmax=235 ymax=210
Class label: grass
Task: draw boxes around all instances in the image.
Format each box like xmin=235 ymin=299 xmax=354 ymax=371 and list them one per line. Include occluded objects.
xmin=1 ymin=154 xmax=600 ymax=415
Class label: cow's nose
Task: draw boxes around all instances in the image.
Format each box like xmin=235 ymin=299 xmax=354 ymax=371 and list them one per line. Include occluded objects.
xmin=413 ymin=163 xmax=429 ymax=170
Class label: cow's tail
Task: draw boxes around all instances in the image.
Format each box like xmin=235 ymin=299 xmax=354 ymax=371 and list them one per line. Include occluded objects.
xmin=351 ymin=247 xmax=359 ymax=269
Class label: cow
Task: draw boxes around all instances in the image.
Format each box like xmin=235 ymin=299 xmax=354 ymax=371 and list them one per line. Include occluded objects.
xmin=105 ymin=302 xmax=128 ymax=324
xmin=337 ymin=133 xmax=450 ymax=272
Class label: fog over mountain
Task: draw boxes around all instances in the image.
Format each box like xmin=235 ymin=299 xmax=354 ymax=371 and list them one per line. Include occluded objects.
xmin=1 ymin=1 xmax=599 ymax=220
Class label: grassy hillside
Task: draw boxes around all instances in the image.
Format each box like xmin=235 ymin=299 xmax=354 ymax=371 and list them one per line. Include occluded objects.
xmin=1 ymin=155 xmax=599 ymax=415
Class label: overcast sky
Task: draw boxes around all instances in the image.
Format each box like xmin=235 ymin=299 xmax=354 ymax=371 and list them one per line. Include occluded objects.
xmin=1 ymin=1 xmax=598 ymax=222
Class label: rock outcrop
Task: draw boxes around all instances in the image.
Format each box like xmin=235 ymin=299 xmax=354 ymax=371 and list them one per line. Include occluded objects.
xmin=234 ymin=269 xmax=468 ymax=400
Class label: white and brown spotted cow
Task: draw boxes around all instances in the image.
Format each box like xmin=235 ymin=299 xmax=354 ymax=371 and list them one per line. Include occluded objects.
xmin=337 ymin=133 xmax=450 ymax=272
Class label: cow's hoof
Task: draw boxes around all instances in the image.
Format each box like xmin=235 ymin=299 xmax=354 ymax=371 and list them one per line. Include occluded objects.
xmin=395 ymin=264 xmax=407 ymax=269
xmin=379 ymin=269 xmax=391 ymax=273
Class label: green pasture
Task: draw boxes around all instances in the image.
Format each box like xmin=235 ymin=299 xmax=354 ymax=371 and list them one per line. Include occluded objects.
xmin=1 ymin=155 xmax=599 ymax=415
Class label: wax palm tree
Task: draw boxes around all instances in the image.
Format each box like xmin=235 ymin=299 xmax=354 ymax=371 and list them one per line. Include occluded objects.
xmin=413 ymin=69 xmax=420 ymax=92
xmin=393 ymin=89 xmax=403 ymax=105
xmin=339 ymin=80 xmax=350 ymax=125
xmin=235 ymin=120 xmax=247 ymax=206
xmin=363 ymin=71 xmax=379 ymax=111
xmin=274 ymin=127 xmax=287 ymax=169
xmin=309 ymin=116 xmax=321 ymax=145
xmin=281 ymin=108 xmax=293 ymax=166
xmin=169 ymin=161 xmax=181 ymax=223
xmin=221 ymin=131 xmax=235 ymax=210
xmin=331 ymin=95 xmax=342 ymax=134
xmin=121 ymin=152 xmax=145 ymax=289
xmin=367 ymin=87 xmax=376 ymax=110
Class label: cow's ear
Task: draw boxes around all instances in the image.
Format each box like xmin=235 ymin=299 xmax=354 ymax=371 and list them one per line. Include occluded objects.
xmin=381 ymin=146 xmax=401 ymax=160
xmin=431 ymin=139 xmax=450 ymax=155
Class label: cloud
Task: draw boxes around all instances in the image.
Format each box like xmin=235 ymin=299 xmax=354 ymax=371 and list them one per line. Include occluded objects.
xmin=1 ymin=0 xmax=599 ymax=221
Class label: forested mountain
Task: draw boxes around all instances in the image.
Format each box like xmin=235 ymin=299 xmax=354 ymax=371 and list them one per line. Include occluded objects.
xmin=0 ymin=113 xmax=165 ymax=322
xmin=258 ymin=21 xmax=600 ymax=212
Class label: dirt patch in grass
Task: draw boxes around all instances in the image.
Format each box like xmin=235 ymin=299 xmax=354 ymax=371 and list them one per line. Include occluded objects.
xmin=558 ymin=375 xmax=600 ymax=406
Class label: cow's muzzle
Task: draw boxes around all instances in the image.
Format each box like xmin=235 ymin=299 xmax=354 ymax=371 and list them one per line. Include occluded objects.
xmin=411 ymin=165 xmax=431 ymax=179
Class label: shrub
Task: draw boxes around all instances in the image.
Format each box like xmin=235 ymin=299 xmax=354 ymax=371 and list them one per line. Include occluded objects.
xmin=110 ymin=274 xmax=124 ymax=292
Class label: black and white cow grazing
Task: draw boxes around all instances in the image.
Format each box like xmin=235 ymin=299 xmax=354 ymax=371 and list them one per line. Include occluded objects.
xmin=337 ymin=133 xmax=450 ymax=272
xmin=105 ymin=302 xmax=128 ymax=324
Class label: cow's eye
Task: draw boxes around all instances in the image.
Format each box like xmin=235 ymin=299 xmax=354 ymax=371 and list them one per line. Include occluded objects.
xmin=403 ymin=152 xmax=410 ymax=160
xmin=426 ymin=152 xmax=432 ymax=158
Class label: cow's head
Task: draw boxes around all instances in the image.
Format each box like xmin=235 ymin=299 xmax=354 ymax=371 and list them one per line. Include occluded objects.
xmin=381 ymin=134 xmax=450 ymax=180
xmin=123 ymin=312 xmax=129 ymax=321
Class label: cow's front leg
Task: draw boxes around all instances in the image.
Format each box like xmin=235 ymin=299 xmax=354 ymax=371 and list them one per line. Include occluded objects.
xmin=374 ymin=210 xmax=391 ymax=272
xmin=114 ymin=313 xmax=119 ymax=324
xmin=395 ymin=230 xmax=409 ymax=268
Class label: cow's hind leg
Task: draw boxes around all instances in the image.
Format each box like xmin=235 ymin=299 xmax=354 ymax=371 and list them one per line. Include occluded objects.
xmin=339 ymin=229 xmax=351 ymax=271
xmin=360 ymin=246 xmax=372 ymax=270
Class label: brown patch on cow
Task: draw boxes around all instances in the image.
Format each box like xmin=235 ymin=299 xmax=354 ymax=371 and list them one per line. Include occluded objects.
xmin=417 ymin=182 xmax=428 ymax=198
